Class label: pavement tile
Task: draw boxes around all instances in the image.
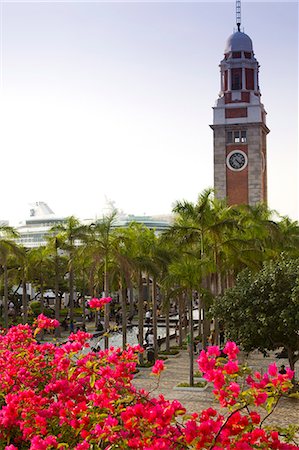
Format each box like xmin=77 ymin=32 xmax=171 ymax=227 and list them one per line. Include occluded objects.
xmin=133 ymin=349 xmax=299 ymax=429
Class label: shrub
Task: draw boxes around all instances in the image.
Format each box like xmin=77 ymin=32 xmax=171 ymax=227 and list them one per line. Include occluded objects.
xmin=0 ymin=317 xmax=298 ymax=449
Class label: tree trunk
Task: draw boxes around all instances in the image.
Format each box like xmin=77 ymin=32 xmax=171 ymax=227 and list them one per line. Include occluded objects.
xmin=82 ymin=269 xmax=86 ymax=331
xmin=121 ymin=284 xmax=127 ymax=350
xmin=152 ymin=277 xmax=158 ymax=358
xmin=3 ymin=264 xmax=8 ymax=329
xmin=138 ymin=270 xmax=144 ymax=364
xmin=22 ymin=279 xmax=28 ymax=324
xmin=104 ymin=266 xmax=110 ymax=350
xmin=198 ymin=292 xmax=202 ymax=338
xmin=69 ymin=260 xmax=74 ymax=322
xmin=146 ymin=273 xmax=150 ymax=304
xmin=129 ymin=282 xmax=134 ymax=316
xmin=165 ymin=299 xmax=170 ymax=353
xmin=213 ymin=271 xmax=222 ymax=346
xmin=183 ymin=294 xmax=188 ymax=340
xmin=202 ymin=276 xmax=210 ymax=349
xmin=40 ymin=275 xmax=44 ymax=315
xmin=287 ymin=347 xmax=296 ymax=373
xmin=54 ymin=250 xmax=61 ymax=338
xmin=178 ymin=294 xmax=184 ymax=348
xmin=188 ymin=289 xmax=194 ymax=387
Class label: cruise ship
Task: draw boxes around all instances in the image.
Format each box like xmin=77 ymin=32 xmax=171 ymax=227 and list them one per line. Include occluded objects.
xmin=16 ymin=202 xmax=172 ymax=248
xmin=16 ymin=202 xmax=66 ymax=248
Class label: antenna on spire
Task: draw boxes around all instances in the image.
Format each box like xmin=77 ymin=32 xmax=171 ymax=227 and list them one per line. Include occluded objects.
xmin=236 ymin=0 xmax=241 ymax=32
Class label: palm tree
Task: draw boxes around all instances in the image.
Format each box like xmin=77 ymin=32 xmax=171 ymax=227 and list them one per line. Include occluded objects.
xmin=164 ymin=189 xmax=238 ymax=346
xmin=111 ymin=229 xmax=137 ymax=350
xmin=28 ymin=246 xmax=51 ymax=315
xmin=273 ymin=216 xmax=299 ymax=259
xmin=73 ymin=242 xmax=94 ymax=331
xmin=46 ymin=235 xmax=68 ymax=336
xmin=18 ymin=247 xmax=31 ymax=324
xmin=232 ymin=203 xmax=280 ymax=267
xmin=120 ymin=223 xmax=157 ymax=362
xmin=51 ymin=217 xmax=88 ymax=323
xmin=87 ymin=212 xmax=119 ymax=349
xmin=166 ymin=256 xmax=203 ymax=386
xmin=0 ymin=226 xmax=20 ymax=328
xmin=151 ymin=238 xmax=178 ymax=357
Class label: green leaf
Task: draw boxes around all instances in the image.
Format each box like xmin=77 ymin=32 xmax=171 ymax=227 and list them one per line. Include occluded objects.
xmin=68 ymin=367 xmax=76 ymax=380
xmin=90 ymin=372 xmax=96 ymax=388
xmin=266 ymin=395 xmax=276 ymax=413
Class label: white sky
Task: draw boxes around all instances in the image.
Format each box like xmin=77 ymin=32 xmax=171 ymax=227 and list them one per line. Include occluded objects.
xmin=0 ymin=0 xmax=298 ymax=224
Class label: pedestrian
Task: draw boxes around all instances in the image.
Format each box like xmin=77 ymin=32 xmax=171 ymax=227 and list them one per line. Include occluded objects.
xmin=145 ymin=309 xmax=151 ymax=325
xmin=197 ymin=339 xmax=203 ymax=354
xmin=279 ymin=364 xmax=287 ymax=374
xmin=61 ymin=318 xmax=68 ymax=331
xmin=147 ymin=329 xmax=154 ymax=348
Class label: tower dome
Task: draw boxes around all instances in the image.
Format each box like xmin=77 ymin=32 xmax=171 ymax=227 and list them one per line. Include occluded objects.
xmin=224 ymin=31 xmax=253 ymax=53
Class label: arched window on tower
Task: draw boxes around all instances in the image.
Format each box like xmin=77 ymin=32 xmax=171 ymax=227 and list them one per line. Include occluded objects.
xmin=231 ymin=68 xmax=242 ymax=90
xmin=246 ymin=68 xmax=254 ymax=90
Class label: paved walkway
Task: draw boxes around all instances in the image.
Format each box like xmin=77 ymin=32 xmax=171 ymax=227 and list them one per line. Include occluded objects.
xmin=133 ymin=349 xmax=299 ymax=430
xmin=46 ymin=325 xmax=299 ymax=432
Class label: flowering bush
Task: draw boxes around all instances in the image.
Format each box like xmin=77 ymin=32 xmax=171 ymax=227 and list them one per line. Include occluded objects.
xmin=0 ymin=318 xmax=298 ymax=449
xmin=88 ymin=297 xmax=112 ymax=310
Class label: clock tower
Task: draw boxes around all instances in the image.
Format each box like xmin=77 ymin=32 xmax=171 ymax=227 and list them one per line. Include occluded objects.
xmin=211 ymin=2 xmax=269 ymax=206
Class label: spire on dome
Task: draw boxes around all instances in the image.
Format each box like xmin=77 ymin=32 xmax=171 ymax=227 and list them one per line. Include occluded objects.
xmin=236 ymin=0 xmax=241 ymax=32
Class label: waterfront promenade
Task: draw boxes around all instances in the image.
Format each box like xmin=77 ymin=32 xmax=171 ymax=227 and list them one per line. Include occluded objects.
xmin=133 ymin=348 xmax=299 ymax=430
xmin=44 ymin=324 xmax=299 ymax=431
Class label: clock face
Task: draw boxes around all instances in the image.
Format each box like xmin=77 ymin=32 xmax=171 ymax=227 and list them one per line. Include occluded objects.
xmin=226 ymin=150 xmax=248 ymax=171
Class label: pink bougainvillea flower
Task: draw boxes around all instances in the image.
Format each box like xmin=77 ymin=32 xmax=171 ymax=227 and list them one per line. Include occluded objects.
xmin=151 ymin=360 xmax=165 ymax=375
xmin=223 ymin=341 xmax=239 ymax=359
xmin=268 ymin=362 xmax=278 ymax=377
xmin=206 ymin=346 xmax=221 ymax=358
xmin=0 ymin=323 xmax=296 ymax=450
xmin=286 ymin=368 xmax=295 ymax=380
xmin=36 ymin=314 xmax=60 ymax=330
xmin=33 ymin=314 xmax=60 ymax=336
xmin=254 ymin=391 xmax=268 ymax=406
xmin=68 ymin=330 xmax=92 ymax=344
xmin=223 ymin=360 xmax=239 ymax=374
xmin=88 ymin=297 xmax=112 ymax=309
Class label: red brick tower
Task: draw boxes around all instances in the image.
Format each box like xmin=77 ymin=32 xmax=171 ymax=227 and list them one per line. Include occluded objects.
xmin=211 ymin=3 xmax=269 ymax=206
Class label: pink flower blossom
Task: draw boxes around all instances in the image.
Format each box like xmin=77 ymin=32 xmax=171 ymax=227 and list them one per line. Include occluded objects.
xmin=286 ymin=368 xmax=295 ymax=379
xmin=223 ymin=341 xmax=239 ymax=359
xmin=151 ymin=360 xmax=165 ymax=375
xmin=88 ymin=297 xmax=112 ymax=309
xmin=254 ymin=392 xmax=268 ymax=406
xmin=223 ymin=360 xmax=239 ymax=374
xmin=268 ymin=362 xmax=278 ymax=377
xmin=36 ymin=314 xmax=59 ymax=330
xmin=0 ymin=324 xmax=296 ymax=450
xmin=228 ymin=381 xmax=240 ymax=397
xmin=207 ymin=346 xmax=221 ymax=357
